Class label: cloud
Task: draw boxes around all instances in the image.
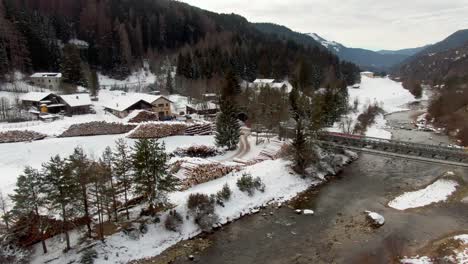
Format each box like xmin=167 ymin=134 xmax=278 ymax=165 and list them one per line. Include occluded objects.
xmin=180 ymin=0 xmax=468 ymax=50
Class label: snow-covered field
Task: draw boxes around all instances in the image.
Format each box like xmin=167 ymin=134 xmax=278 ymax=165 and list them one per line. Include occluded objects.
xmin=0 ymin=135 xmax=216 ymax=196
xmin=388 ymin=178 xmax=459 ymax=210
xmin=329 ymin=76 xmax=422 ymax=139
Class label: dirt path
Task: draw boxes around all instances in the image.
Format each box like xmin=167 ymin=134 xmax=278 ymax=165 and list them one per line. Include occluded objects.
xmin=222 ymin=127 xmax=251 ymax=161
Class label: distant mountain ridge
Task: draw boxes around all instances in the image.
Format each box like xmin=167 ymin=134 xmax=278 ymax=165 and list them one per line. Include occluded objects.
xmin=307 ymin=33 xmax=412 ymax=71
xmin=377 ymin=46 xmax=428 ymax=56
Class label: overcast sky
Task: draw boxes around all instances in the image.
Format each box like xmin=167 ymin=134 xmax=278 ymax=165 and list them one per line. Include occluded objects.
xmin=180 ymin=0 xmax=468 ymax=51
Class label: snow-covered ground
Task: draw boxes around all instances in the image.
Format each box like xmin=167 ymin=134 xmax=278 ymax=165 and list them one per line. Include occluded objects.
xmin=30 ymin=157 xmax=337 ymax=264
xmin=98 ymin=69 xmax=156 ymax=89
xmin=329 ymin=76 xmax=422 ymax=139
xmin=388 ymin=178 xmax=459 ymax=210
xmin=0 ymin=135 xmax=215 ymax=196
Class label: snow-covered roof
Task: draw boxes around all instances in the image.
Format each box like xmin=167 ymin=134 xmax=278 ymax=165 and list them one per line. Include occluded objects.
xmin=103 ymin=93 xmax=172 ymax=112
xmin=20 ymin=92 xmax=54 ymax=102
xmin=60 ymin=94 xmax=92 ymax=107
xmin=30 ymin=73 xmax=62 ymax=78
xmin=271 ymin=81 xmax=293 ymax=93
xmin=253 ymin=79 xmax=275 ymax=84
xmin=187 ymin=102 xmax=219 ymax=111
xmin=361 ymin=71 xmax=374 ymax=74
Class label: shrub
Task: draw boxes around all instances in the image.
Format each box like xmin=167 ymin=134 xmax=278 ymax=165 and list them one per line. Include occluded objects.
xmin=80 ymin=248 xmax=98 ymax=264
xmin=216 ymin=184 xmax=232 ymax=205
xmin=139 ymin=222 xmax=148 ymax=234
xmin=174 ymin=145 xmax=222 ymax=158
xmin=187 ymin=193 xmax=218 ymax=232
xmin=236 ymin=173 xmax=265 ymax=196
xmin=165 ymin=210 xmax=184 ymax=232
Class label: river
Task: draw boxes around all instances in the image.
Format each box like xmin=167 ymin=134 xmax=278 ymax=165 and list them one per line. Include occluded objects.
xmin=169 ymin=153 xmax=467 ymax=264
xmin=153 ymin=104 xmax=467 ymax=264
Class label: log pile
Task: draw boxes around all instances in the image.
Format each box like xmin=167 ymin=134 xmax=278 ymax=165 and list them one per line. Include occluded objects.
xmin=60 ymin=122 xmax=136 ymax=137
xmin=185 ymin=123 xmax=213 ymax=135
xmin=181 ymin=163 xmax=241 ymax=189
xmin=174 ymin=145 xmax=222 ymax=158
xmin=128 ymin=123 xmax=188 ymax=139
xmin=0 ymin=130 xmax=46 ymax=143
xmin=128 ymin=111 xmax=160 ymax=123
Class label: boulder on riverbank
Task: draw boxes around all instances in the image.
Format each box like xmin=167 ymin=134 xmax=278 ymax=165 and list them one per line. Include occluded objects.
xmin=365 ymin=210 xmax=385 ymax=227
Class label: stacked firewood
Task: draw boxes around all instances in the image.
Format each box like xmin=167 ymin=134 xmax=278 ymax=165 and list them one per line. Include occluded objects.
xmin=128 ymin=123 xmax=188 ymax=139
xmin=0 ymin=130 xmax=47 ymax=143
xmin=60 ymin=122 xmax=136 ymax=137
xmin=181 ymin=164 xmax=241 ymax=189
xmin=128 ymin=111 xmax=160 ymax=123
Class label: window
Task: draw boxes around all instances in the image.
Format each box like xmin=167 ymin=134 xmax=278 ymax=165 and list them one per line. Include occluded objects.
xmin=158 ymin=104 xmax=164 ymax=107
xmin=166 ymin=103 xmax=169 ymax=107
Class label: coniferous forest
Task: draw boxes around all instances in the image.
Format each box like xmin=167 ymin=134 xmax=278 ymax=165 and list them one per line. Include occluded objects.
xmin=0 ymin=0 xmax=360 ymax=94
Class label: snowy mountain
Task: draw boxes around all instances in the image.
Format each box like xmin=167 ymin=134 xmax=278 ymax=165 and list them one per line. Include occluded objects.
xmin=307 ymin=33 xmax=411 ymax=71
xmin=308 ymin=33 xmax=343 ymax=53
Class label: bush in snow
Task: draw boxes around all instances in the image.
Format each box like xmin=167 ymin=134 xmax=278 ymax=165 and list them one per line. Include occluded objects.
xmin=236 ymin=173 xmax=265 ymax=196
xmin=139 ymin=222 xmax=148 ymax=234
xmin=215 ymin=184 xmax=232 ymax=206
xmin=0 ymin=240 xmax=30 ymax=264
xmin=187 ymin=193 xmax=218 ymax=232
xmin=164 ymin=210 xmax=183 ymax=232
xmin=79 ymin=248 xmax=98 ymax=264
xmin=174 ymin=145 xmax=222 ymax=158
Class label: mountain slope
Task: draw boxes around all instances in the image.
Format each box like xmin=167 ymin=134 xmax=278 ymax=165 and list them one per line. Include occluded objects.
xmin=377 ymin=46 xmax=428 ymax=56
xmin=0 ymin=0 xmax=360 ymax=91
xmin=307 ymin=33 xmax=410 ymax=71
xmin=418 ymin=29 xmax=468 ymax=55
xmin=253 ymin=23 xmax=322 ymax=49
xmin=398 ymin=29 xmax=468 ymax=81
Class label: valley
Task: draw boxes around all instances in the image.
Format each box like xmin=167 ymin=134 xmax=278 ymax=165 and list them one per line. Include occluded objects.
xmin=0 ymin=1 xmax=467 ymax=264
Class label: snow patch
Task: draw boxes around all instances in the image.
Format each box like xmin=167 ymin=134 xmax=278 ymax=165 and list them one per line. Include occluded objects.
xmin=388 ymin=179 xmax=459 ymax=210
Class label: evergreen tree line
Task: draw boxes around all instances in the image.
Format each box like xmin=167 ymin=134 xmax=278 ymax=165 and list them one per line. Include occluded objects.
xmin=2 ymin=138 xmax=177 ymax=253
xmin=0 ymin=0 xmax=360 ymax=93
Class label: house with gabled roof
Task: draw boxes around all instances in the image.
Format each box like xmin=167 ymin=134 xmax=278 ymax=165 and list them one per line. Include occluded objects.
xmin=104 ymin=93 xmax=174 ymax=119
xmin=58 ymin=94 xmax=92 ymax=115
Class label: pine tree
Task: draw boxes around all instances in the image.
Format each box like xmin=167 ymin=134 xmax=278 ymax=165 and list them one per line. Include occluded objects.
xmin=132 ymin=139 xmax=177 ymax=211
xmin=102 ymin=147 xmax=118 ymax=222
xmin=10 ymin=167 xmax=48 ymax=254
xmin=89 ymin=69 xmax=99 ymax=97
xmin=215 ymin=72 xmax=241 ymax=150
xmin=67 ymin=147 xmax=92 ymax=237
xmin=0 ymin=190 xmax=10 ymax=232
xmin=61 ymin=44 xmax=83 ymax=87
xmin=112 ymin=139 xmax=133 ymax=220
xmin=289 ymin=87 xmax=317 ymax=175
xmin=165 ymin=69 xmax=174 ymax=94
xmin=88 ymin=161 xmax=107 ymax=242
xmin=41 ymin=155 xmax=80 ymax=251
